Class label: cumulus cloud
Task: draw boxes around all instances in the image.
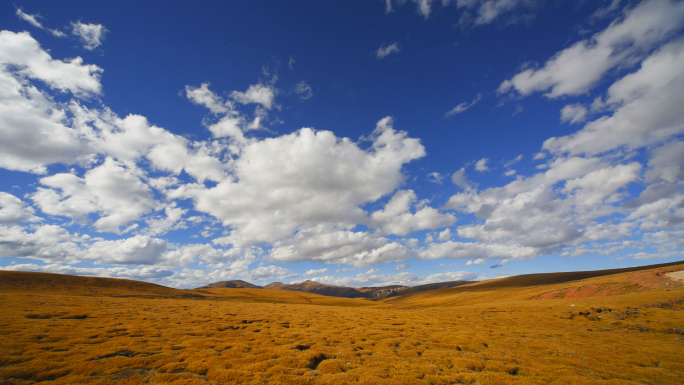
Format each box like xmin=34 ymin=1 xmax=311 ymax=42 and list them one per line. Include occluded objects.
xmin=0 ymin=224 xmax=89 ymax=264
xmin=451 ymin=167 xmax=473 ymax=190
xmin=185 ymin=81 xmax=280 ymax=140
xmin=498 ymin=0 xmax=684 ymax=98
xmin=560 ymin=103 xmax=588 ymax=124
xmin=0 ymin=31 xmax=104 ymax=173
xmin=475 ymin=158 xmax=489 ymax=172
xmin=465 ymin=258 xmax=486 ymax=266
xmin=71 ymin=21 xmax=108 ymax=50
xmin=173 ymin=117 xmax=425 ymax=247
xmin=438 ymin=228 xmax=452 ymax=241
xmin=31 ymin=158 xmax=160 ymax=233
xmin=1 ymin=263 xmax=173 ymax=280
xmin=267 ymin=226 xmax=403 ymax=267
xmin=376 ymin=42 xmax=400 ymax=59
xmin=86 ymin=235 xmax=168 ymax=265
xmin=231 ymin=83 xmax=278 ymax=110
xmin=185 ymin=83 xmax=230 ymax=114
xmin=542 ymin=38 xmax=684 ymax=156
xmin=0 ymin=31 xmax=102 ymax=95
xmin=370 ymin=190 xmax=456 ymax=236
xmin=444 ymin=155 xmax=648 ymax=258
xmin=304 ymin=268 xmax=329 ymax=276
xmin=0 ymin=192 xmax=42 ymax=224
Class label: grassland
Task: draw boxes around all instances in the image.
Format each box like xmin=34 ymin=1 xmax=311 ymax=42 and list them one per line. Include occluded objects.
xmin=1 ymin=263 xmax=683 ymax=385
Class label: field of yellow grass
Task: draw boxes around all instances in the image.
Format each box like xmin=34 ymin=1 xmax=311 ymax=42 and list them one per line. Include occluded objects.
xmin=1 ymin=262 xmax=683 ymax=384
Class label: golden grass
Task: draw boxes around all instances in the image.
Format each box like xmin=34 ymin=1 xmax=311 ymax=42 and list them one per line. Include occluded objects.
xmin=1 ymin=264 xmax=683 ymax=384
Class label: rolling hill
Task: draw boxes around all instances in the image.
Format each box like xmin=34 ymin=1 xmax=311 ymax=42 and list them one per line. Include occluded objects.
xmin=197 ymin=280 xmax=263 ymax=289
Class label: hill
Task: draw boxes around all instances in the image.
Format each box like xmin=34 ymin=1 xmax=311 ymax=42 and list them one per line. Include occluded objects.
xmin=382 ymin=260 xmax=684 ymax=307
xmin=265 ymin=280 xmax=370 ymax=298
xmin=0 ymin=270 xmax=187 ymax=298
xmin=382 ymin=280 xmax=473 ymax=297
xmin=197 ymin=280 xmax=263 ymax=289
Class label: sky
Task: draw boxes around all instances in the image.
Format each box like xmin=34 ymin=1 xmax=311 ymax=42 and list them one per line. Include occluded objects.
xmin=1 ymin=0 xmax=683 ymax=289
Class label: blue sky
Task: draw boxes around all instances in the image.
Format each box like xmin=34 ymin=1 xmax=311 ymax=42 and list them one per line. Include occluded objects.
xmin=1 ymin=0 xmax=683 ymax=288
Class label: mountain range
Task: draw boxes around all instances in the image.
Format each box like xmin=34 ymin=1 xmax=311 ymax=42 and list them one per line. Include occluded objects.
xmin=198 ymin=279 xmax=475 ymax=298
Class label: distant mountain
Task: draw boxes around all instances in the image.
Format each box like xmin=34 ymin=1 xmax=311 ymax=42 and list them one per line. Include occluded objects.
xmin=383 ymin=280 xmax=473 ymax=297
xmin=265 ymin=280 xmax=370 ymax=298
xmin=199 ymin=279 xmax=475 ymax=298
xmin=198 ymin=280 xmax=263 ymax=289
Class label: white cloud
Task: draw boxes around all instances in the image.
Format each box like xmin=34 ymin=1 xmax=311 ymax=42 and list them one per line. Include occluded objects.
xmin=231 ymin=83 xmax=278 ymax=110
xmin=451 ymin=167 xmax=473 ymax=190
xmin=173 ymin=117 xmax=425 ymax=247
xmin=87 ymin=235 xmax=168 ymax=265
xmin=563 ymin=162 xmax=641 ymax=206
xmin=560 ymin=103 xmax=588 ymax=124
xmin=376 ymin=42 xmax=400 ymax=59
xmin=418 ymin=240 xmax=536 ymax=261
xmin=143 ymin=206 xmax=188 ymax=236
xmin=395 ymin=263 xmax=409 ymax=270
xmin=438 ymin=228 xmax=452 ymax=241
xmin=475 ymin=158 xmax=490 ymax=172
xmin=268 ymin=226 xmax=398 ymax=267
xmin=68 ymin=103 xmax=229 ymax=183
xmin=0 ymin=32 xmax=104 ymax=173
xmin=71 ymin=21 xmax=108 ymax=51
xmin=503 ymin=154 xmax=523 ymax=168
xmin=445 ymin=93 xmax=482 ymax=117
xmin=0 ymin=192 xmax=42 ymax=224
xmin=465 ymin=258 xmax=486 ymax=266
xmin=15 ymin=8 xmax=44 ymax=29
xmin=620 ymin=250 xmax=684 ymax=260
xmin=427 ymin=172 xmax=445 ymax=184
xmin=592 ymin=0 xmax=624 ymax=20
xmin=0 ymin=31 xmax=102 ymax=95
xmin=542 ymin=38 xmax=684 ymax=156
xmin=31 ymin=158 xmax=160 ymax=233
xmin=0 ymin=224 xmax=88 ymax=263
xmin=1 ymin=263 xmax=173 ymax=280
xmin=370 ymin=190 xmax=456 ymax=236
xmin=385 ymin=0 xmax=394 ymax=13
xmin=498 ymin=0 xmax=684 ymax=98
xmin=444 ymin=156 xmax=644 ymax=256
xmin=645 ymin=140 xmax=684 ymax=183
xmin=15 ymin=8 xmax=66 ymax=38
xmin=304 ymin=268 xmax=329 ymax=276
xmin=185 ymin=83 xmax=230 ymax=114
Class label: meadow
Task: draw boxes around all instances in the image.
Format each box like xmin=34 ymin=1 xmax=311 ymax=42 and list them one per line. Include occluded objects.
xmin=1 ymin=262 xmax=683 ymax=385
